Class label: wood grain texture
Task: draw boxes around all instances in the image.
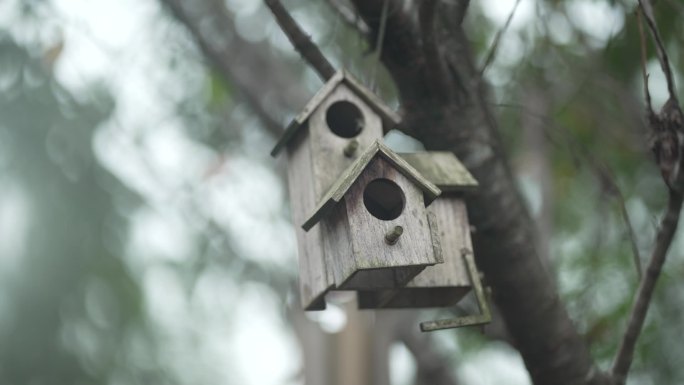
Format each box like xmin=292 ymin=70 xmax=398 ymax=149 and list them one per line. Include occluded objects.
xmin=417 ymin=197 xmax=471 ymax=286
xmin=310 ymin=84 xmax=384 ymax=200
xmin=400 ymin=152 xmax=478 ymax=192
xmin=285 ymin=127 xmax=333 ymax=310
xmin=336 ymin=157 xmax=442 ymax=289
xmin=358 ymin=197 xmax=473 ymax=308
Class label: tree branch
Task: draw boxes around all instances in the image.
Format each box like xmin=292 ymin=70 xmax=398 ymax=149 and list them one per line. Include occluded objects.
xmin=350 ymin=0 xmax=429 ymax=104
xmin=326 ymin=0 xmax=370 ymax=37
xmin=611 ymin=2 xmax=684 ymax=382
xmin=451 ymin=0 xmax=471 ymax=26
xmin=160 ymin=0 xmax=300 ymax=138
xmin=368 ymin=0 xmax=390 ymax=91
xmin=638 ymin=0 xmax=684 ymax=194
xmin=616 ymin=191 xmax=643 ymax=280
xmin=636 ymin=9 xmax=653 ymax=116
xmin=350 ymin=1 xmax=610 ymax=384
xmin=480 ymin=0 xmax=521 ymax=76
xmin=611 ymin=192 xmax=683 ymax=383
xmin=638 ymin=0 xmax=677 ymax=102
xmin=264 ymin=0 xmax=337 ymax=81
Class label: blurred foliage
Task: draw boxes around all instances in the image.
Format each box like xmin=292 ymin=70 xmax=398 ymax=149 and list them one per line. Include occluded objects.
xmin=1 ymin=0 xmax=684 ymax=384
xmin=0 ymin=35 xmax=168 ymax=384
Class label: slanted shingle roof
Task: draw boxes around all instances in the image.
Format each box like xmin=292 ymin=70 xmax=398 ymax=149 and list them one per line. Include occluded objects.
xmin=302 ymin=141 xmax=441 ymax=231
xmin=399 ymin=152 xmax=478 ymax=192
xmin=270 ymin=70 xmax=401 ymax=156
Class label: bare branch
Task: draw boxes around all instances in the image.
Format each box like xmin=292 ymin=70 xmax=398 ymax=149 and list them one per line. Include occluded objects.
xmin=480 ymin=0 xmax=521 ymax=76
xmin=350 ymin=0 xmax=427 ymax=101
xmin=451 ymin=0 xmax=471 ymax=26
xmin=638 ymin=0 xmax=678 ymax=102
xmin=611 ymin=192 xmax=683 ymax=383
xmin=369 ymin=0 xmax=390 ymax=91
xmin=264 ymin=0 xmax=337 ymax=81
xmin=495 ymin=99 xmax=644 ymax=279
xmin=611 ymin=4 xmax=684 ymax=381
xmin=584 ymin=157 xmax=643 ymax=280
xmin=161 ymin=0 xmax=287 ymax=137
xmin=617 ymin=191 xmax=643 ymax=280
xmin=636 ymin=9 xmax=654 ymax=116
xmin=326 ymin=0 xmax=370 ymax=37
xmin=350 ymin=2 xmax=611 ymax=383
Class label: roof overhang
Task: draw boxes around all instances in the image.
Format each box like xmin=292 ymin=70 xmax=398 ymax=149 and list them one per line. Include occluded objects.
xmin=302 ymin=140 xmax=441 ymax=231
xmin=271 ymin=70 xmax=401 ymax=157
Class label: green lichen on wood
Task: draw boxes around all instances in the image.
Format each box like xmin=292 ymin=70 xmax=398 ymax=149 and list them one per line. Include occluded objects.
xmin=400 ymin=152 xmax=478 ymax=191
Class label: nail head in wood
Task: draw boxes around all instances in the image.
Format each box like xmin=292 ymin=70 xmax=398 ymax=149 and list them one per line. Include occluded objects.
xmin=344 ymin=139 xmax=359 ymax=157
xmin=385 ymin=225 xmax=404 ymax=245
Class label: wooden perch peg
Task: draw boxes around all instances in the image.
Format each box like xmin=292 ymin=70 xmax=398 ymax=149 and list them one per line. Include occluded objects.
xmin=385 ymin=225 xmax=403 ymax=245
xmin=344 ymin=139 xmax=359 ymax=157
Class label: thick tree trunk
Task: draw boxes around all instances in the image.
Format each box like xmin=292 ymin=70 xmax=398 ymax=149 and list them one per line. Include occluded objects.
xmin=349 ymin=1 xmax=609 ymax=384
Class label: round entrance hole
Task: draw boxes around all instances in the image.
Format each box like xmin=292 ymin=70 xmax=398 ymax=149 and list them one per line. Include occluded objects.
xmin=363 ymin=179 xmax=405 ymax=221
xmin=326 ymin=101 xmax=364 ymax=138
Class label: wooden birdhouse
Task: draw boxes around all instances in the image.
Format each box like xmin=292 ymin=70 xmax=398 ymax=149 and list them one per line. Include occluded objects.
xmin=271 ymin=70 xmax=400 ymax=197
xmin=302 ymin=140 xmax=444 ymax=293
xmin=357 ymin=152 xmax=479 ymax=309
xmin=271 ymin=71 xmax=401 ymax=310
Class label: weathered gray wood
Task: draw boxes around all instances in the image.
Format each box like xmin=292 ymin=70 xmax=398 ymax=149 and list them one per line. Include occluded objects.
xmin=303 ymin=141 xmax=441 ymax=231
xmin=334 ymin=156 xmax=443 ymax=289
xmin=357 ymin=197 xmax=473 ymax=308
xmin=415 ymin=198 xmax=471 ymax=286
xmin=309 ymin=84 xmax=384 ymax=199
xmin=285 ymin=127 xmax=333 ymax=310
xmin=399 ymin=152 xmax=478 ymax=192
xmin=271 ymin=70 xmax=401 ymax=156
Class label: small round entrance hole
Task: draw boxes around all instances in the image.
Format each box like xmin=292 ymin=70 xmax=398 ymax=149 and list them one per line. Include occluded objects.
xmin=363 ymin=179 xmax=405 ymax=220
xmin=326 ymin=101 xmax=364 ymax=138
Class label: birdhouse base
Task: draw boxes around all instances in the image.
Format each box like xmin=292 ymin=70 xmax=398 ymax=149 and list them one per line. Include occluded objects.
xmin=356 ymin=287 xmax=471 ymax=309
xmin=338 ymin=265 xmax=427 ymax=290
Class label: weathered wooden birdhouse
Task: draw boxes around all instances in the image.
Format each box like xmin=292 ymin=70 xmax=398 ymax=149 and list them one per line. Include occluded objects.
xmin=357 ymin=152 xmax=478 ymax=308
xmin=271 ymin=71 xmax=401 ymax=310
xmin=272 ymin=70 xmax=489 ymax=330
xmin=302 ymin=140 xmax=444 ymax=292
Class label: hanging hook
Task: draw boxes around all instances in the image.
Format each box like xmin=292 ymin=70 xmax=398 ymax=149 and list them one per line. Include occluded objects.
xmin=420 ymin=248 xmax=492 ymax=331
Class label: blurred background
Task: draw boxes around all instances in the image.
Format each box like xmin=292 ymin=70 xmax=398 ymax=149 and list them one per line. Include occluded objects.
xmin=1 ymin=0 xmax=683 ymax=384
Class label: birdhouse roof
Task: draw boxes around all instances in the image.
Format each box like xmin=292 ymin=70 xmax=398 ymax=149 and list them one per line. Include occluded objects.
xmin=302 ymin=140 xmax=441 ymax=231
xmin=399 ymin=152 xmax=478 ymax=192
xmin=270 ymin=70 xmax=401 ymax=156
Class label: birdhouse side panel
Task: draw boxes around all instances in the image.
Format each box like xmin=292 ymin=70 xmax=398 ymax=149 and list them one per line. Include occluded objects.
xmin=320 ymin=199 xmax=356 ymax=288
xmin=309 ymin=84 xmax=384 ymax=199
xmin=285 ymin=128 xmax=333 ymax=310
xmin=321 ymin=197 xmax=407 ymax=289
xmin=356 ymin=203 xmax=471 ymax=308
xmin=341 ymin=157 xmax=441 ymax=288
xmin=409 ymin=197 xmax=471 ymax=287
